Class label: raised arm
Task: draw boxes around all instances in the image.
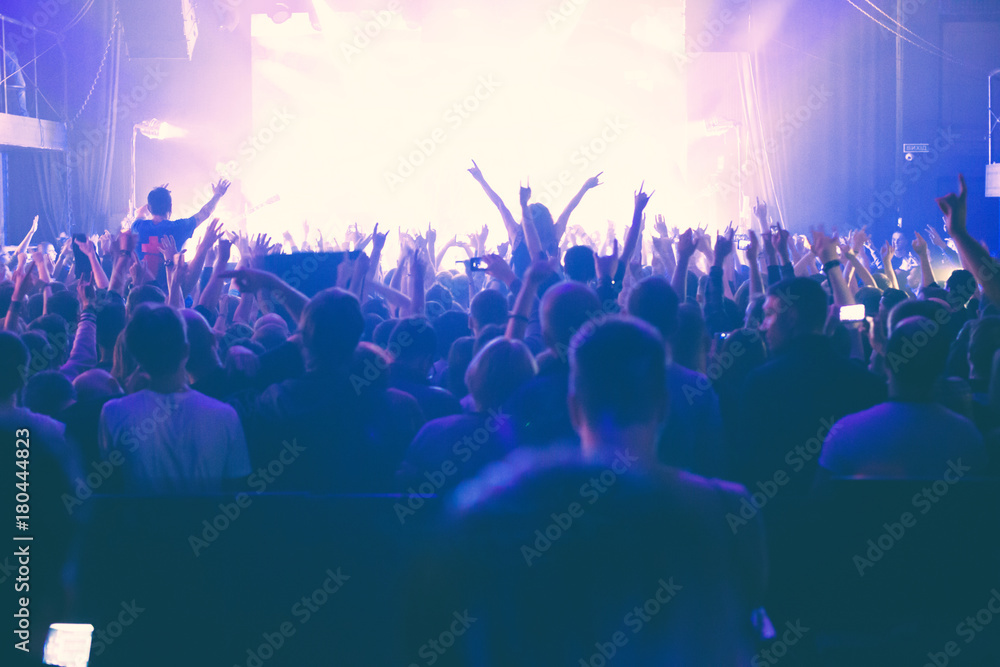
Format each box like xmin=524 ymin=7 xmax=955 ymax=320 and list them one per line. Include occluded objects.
xmin=15 ymin=216 xmax=39 ymax=256
xmin=671 ymin=229 xmax=696 ymax=299
xmin=220 ymin=267 xmax=309 ymax=324
xmin=520 ymin=183 xmax=544 ymax=261
xmin=554 ymin=172 xmax=602 ymax=244
xmin=76 ymin=238 xmax=110 ymax=290
xmin=911 ymin=232 xmax=936 ymax=289
xmin=468 ymin=160 xmax=519 ymax=244
xmin=811 ymin=227 xmax=855 ymax=307
xmin=506 ymin=258 xmax=557 ymax=341
xmin=192 ymin=179 xmax=231 ymax=225
xmin=936 ymin=174 xmax=1000 ymax=306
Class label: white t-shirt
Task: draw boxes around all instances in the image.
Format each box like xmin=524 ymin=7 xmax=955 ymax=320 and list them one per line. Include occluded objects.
xmin=99 ymin=388 xmax=251 ymax=494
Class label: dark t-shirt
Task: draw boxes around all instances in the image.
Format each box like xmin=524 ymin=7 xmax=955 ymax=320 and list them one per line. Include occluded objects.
xmin=132 ymin=216 xmax=199 ymax=273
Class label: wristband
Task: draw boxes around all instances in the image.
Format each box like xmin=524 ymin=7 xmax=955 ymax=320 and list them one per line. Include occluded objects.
xmin=822 ymin=259 xmax=842 ymax=273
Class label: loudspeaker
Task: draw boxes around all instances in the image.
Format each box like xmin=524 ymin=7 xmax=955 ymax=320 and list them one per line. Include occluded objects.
xmin=256 ymin=251 xmax=362 ymax=297
xmin=120 ymin=0 xmax=199 ymax=60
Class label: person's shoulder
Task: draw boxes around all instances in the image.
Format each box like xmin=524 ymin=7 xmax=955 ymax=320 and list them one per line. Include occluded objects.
xmin=183 ymin=389 xmax=240 ymax=416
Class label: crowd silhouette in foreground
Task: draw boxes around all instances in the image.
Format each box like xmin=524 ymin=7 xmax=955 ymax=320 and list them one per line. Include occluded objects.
xmin=3 ymin=167 xmax=1000 ymax=665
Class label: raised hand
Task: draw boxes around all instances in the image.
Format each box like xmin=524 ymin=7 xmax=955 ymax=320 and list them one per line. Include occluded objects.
xmin=850 ymin=228 xmax=869 ymax=255
xmin=251 ymin=233 xmax=272 ymax=259
xmin=200 ymin=218 xmax=224 ymax=251
xmin=676 ymin=228 xmax=696 ymax=258
xmin=29 ymin=215 xmax=39 ymax=235
xmin=714 ymin=224 xmax=735 ymax=264
xmin=467 ymin=159 xmax=483 ymax=181
xmin=634 ymin=182 xmax=653 ymax=213
xmin=653 ymin=214 xmax=669 ymax=238
xmin=519 ymin=182 xmax=532 ymax=208
xmin=773 ymin=228 xmax=790 ymax=258
xmin=746 ymin=229 xmax=760 ymax=261
xmin=212 ymin=178 xmax=231 ymax=197
xmin=478 ymin=223 xmax=489 ymax=246
xmin=524 ymin=256 xmax=560 ymax=286
xmin=809 ymin=227 xmax=840 ymax=264
xmin=925 ymin=224 xmax=948 ymax=249
xmin=936 ymin=173 xmax=968 ymax=236
xmin=584 ymin=172 xmax=603 ymax=190
xmin=911 ymin=231 xmax=929 ymax=257
xmin=483 ymin=253 xmax=516 ymax=286
xmin=752 ymin=197 xmax=767 ymax=227
xmin=159 ymin=235 xmax=178 ymax=261
xmin=594 ymin=238 xmax=619 ymax=280
xmin=215 ymin=238 xmax=233 ymax=267
xmin=76 ymin=274 xmax=95 ymax=310
xmin=425 ymin=221 xmax=437 ymax=248
xmin=371 ymin=223 xmax=388 ymax=253
xmin=75 ymin=237 xmax=98 ymax=257
xmin=879 ymin=240 xmax=893 ymax=267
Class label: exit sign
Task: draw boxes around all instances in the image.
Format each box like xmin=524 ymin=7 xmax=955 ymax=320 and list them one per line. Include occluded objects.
xmin=903 ymin=143 xmax=930 ymax=153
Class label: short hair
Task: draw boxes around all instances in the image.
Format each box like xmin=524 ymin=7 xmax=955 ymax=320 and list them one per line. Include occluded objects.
xmin=473 ymin=323 xmax=505 ymax=355
xmin=126 ymin=284 xmax=166 ymax=319
xmin=946 ymin=269 xmax=976 ymax=307
xmin=885 ymin=316 xmax=950 ymax=387
xmin=541 ymin=281 xmax=602 ymax=358
xmin=95 ymin=291 xmax=127 ymax=352
xmin=768 ymin=277 xmax=829 ymax=333
xmin=425 ymin=283 xmax=454 ymax=311
xmin=126 ymin=305 xmax=188 ymax=376
xmin=46 ymin=290 xmax=79 ymax=324
xmin=569 ymin=316 xmax=667 ymax=427
xmin=300 ymin=288 xmax=364 ymax=369
xmin=887 ymin=298 xmax=949 ymax=334
xmin=388 ymin=317 xmax=436 ymax=363
xmin=23 ymin=370 xmax=75 ymax=417
xmin=147 ymin=186 xmax=172 ymax=217
xmin=432 ymin=310 xmax=471 ymax=359
xmin=350 ymin=342 xmax=392 ymax=395
xmin=0 ymin=332 xmax=29 ymax=397
xmin=854 ymin=287 xmax=883 ymax=319
xmin=627 ymin=276 xmax=679 ymax=340
xmin=465 ymin=338 xmax=537 ymax=411
xmin=373 ymin=318 xmax=397 ymax=349
xmin=969 ymin=317 xmax=1000 ymax=378
xmin=469 ymin=289 xmax=508 ymax=329
xmin=563 ymin=245 xmax=596 ymax=283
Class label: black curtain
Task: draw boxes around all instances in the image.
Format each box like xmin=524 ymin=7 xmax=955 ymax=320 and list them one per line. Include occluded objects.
xmin=31 ymin=0 xmax=121 ymax=240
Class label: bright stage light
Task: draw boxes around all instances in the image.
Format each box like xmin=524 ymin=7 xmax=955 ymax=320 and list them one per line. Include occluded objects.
xmin=136 ymin=119 xmax=188 ymax=141
xmin=242 ymin=1 xmax=695 ymax=260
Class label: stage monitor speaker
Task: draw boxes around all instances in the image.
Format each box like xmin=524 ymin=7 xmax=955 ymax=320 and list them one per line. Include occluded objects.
xmin=120 ymin=0 xmax=199 ymax=60
xmin=684 ymin=0 xmax=751 ymax=53
xmin=256 ymin=251 xmax=362 ymax=298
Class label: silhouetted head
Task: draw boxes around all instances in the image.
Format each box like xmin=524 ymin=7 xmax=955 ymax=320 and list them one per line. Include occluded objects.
xmin=465 ymin=337 xmax=537 ymax=412
xmin=762 ymin=277 xmax=828 ymax=352
xmin=126 ymin=305 xmax=189 ymax=377
xmin=300 ymin=288 xmax=364 ymax=372
xmin=147 ymin=186 xmax=172 ymax=217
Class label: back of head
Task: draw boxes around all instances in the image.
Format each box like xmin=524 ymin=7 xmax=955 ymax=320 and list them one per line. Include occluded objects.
xmin=569 ymin=316 xmax=667 ymax=428
xmin=255 ymin=312 xmax=290 ymax=335
xmin=447 ymin=336 xmax=475 ymax=398
xmin=23 ymin=370 xmax=75 ymax=417
xmin=425 ymin=283 xmax=454 ymax=312
xmin=432 ymin=310 xmax=471 ymax=359
xmin=473 ymin=323 xmax=505 ymax=355
xmin=147 ymin=186 xmax=172 ymax=217
xmin=768 ymin=277 xmax=829 ymax=335
xmin=563 ymin=245 xmax=596 ymax=283
xmin=465 ymin=337 xmax=537 ymax=411
xmin=252 ymin=323 xmax=288 ymax=351
xmin=947 ymin=269 xmax=976 ymax=307
xmin=627 ymin=276 xmax=679 ymax=340
xmin=854 ymin=286 xmax=883 ymax=319
xmin=126 ymin=305 xmax=189 ymax=377
xmin=181 ymin=309 xmax=218 ymax=365
xmin=95 ymin=291 xmax=127 ymax=353
xmin=886 ymin=316 xmax=950 ymax=389
xmin=388 ymin=317 xmax=436 ymax=365
xmin=46 ymin=290 xmax=79 ymax=325
xmin=300 ymin=288 xmax=364 ymax=371
xmin=350 ymin=342 xmax=393 ymax=395
xmin=126 ymin=284 xmax=166 ymax=319
xmin=541 ymin=280 xmax=602 ymax=359
xmin=887 ymin=298 xmax=949 ymax=334
xmin=969 ymin=316 xmax=1000 ymax=380
xmin=73 ymin=368 xmax=123 ymax=404
xmin=373 ymin=318 xmax=397 ymax=349
xmin=0 ymin=332 xmax=29 ymax=398
xmin=469 ymin=289 xmax=508 ymax=331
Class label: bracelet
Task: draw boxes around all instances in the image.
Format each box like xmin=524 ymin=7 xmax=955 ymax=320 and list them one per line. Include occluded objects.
xmin=822 ymin=259 xmax=842 ymax=273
